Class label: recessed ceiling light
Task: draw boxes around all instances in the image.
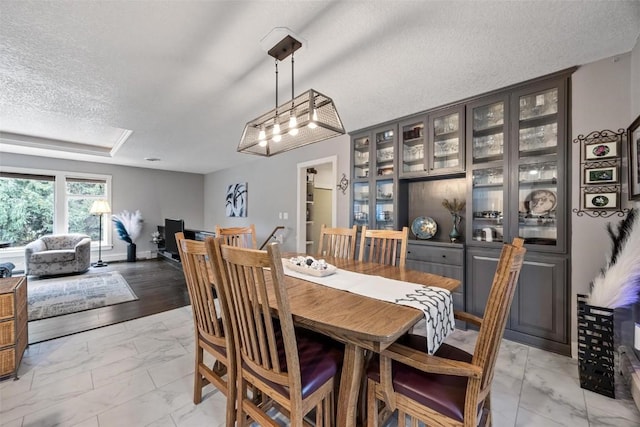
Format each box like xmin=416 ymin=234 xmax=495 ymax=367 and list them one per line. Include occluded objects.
xmin=144 ymin=157 xmax=161 ymax=162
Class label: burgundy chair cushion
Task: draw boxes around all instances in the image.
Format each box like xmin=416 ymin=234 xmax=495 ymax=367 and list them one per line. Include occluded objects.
xmin=367 ymin=335 xmax=473 ymax=422
xmin=245 ymin=326 xmax=344 ymax=400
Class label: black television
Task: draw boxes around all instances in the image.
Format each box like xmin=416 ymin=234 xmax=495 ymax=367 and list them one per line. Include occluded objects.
xmin=164 ymin=218 xmax=184 ymax=257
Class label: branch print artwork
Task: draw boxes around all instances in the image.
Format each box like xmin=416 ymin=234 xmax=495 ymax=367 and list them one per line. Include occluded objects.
xmin=226 ymin=183 xmax=247 ymax=217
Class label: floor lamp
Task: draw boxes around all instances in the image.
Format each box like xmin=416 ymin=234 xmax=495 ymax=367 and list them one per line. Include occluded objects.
xmin=90 ymin=200 xmax=111 ymax=267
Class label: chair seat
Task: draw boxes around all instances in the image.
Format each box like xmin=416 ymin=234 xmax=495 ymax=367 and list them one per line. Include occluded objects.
xmin=245 ymin=327 xmax=343 ymax=400
xmin=367 ymin=336 xmax=472 ymax=422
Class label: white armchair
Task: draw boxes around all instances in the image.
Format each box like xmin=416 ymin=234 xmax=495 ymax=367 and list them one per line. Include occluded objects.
xmin=24 ymin=234 xmax=91 ymax=276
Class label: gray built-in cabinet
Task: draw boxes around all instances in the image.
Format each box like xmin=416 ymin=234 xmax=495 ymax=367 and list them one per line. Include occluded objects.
xmin=350 ymin=69 xmax=574 ymax=355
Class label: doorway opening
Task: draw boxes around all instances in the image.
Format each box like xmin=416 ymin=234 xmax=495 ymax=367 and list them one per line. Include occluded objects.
xmin=296 ymin=156 xmax=337 ymax=253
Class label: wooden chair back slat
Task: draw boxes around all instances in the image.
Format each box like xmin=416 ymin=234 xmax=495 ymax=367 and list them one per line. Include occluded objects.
xmin=216 ymin=240 xmax=301 ymax=390
xmin=473 ymin=237 xmax=526 ymax=393
xmin=215 ymin=224 xmax=258 ymax=249
xmin=358 ymin=226 xmax=409 ymax=268
xmin=176 ymin=233 xmax=225 ymax=345
xmin=317 ymin=224 xmax=357 ymax=259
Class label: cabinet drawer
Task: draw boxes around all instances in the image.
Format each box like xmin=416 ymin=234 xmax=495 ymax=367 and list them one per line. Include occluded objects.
xmin=0 ymin=293 xmax=14 ymax=320
xmin=406 ymin=244 xmax=463 ymax=265
xmin=0 ymin=320 xmax=15 ymax=347
xmin=0 ymin=347 xmax=16 ymax=377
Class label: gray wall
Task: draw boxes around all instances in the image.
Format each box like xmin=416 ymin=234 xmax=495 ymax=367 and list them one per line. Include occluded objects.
xmin=204 ymin=134 xmax=350 ymax=251
xmin=570 ymin=42 xmax=640 ymax=354
xmin=0 ymin=153 xmax=204 ymax=268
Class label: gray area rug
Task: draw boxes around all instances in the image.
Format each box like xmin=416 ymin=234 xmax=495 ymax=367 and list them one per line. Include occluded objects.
xmin=28 ymin=272 xmax=138 ymax=321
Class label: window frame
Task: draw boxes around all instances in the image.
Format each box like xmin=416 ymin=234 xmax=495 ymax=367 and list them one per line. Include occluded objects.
xmin=0 ymin=166 xmax=112 ymax=250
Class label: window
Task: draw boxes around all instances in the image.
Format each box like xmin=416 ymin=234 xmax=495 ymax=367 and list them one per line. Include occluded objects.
xmin=0 ymin=168 xmax=111 ymax=247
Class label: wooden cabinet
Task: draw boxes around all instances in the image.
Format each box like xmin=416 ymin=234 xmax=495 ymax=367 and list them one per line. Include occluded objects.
xmin=399 ymin=105 xmax=465 ymax=179
xmin=0 ymin=276 xmax=28 ymax=380
xmin=349 ymin=68 xmax=574 ymax=355
xmin=466 ymin=247 xmax=569 ymax=354
xmin=351 ymin=124 xmax=400 ymax=230
xmin=406 ymin=241 xmax=465 ymax=327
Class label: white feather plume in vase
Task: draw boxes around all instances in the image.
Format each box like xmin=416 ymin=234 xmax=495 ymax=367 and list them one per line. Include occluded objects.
xmin=589 ymin=209 xmax=640 ymax=309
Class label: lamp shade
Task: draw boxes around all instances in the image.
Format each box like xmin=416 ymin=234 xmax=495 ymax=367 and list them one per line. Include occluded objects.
xmin=90 ymin=200 xmax=111 ymax=215
xmin=238 ymin=89 xmax=344 ymax=157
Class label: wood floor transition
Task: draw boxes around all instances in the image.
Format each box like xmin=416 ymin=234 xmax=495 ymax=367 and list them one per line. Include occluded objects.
xmin=26 ymin=258 xmax=190 ymax=344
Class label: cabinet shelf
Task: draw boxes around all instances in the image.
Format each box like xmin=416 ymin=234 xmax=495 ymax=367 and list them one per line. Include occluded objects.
xmin=473 ymin=124 xmax=504 ymax=136
xmin=434 ymin=152 xmax=460 ymax=159
xmin=434 ymin=130 xmax=459 ymax=140
xmin=376 ymin=158 xmax=394 ymax=165
xmin=402 ymin=137 xmax=424 ymax=147
xmin=376 ymin=139 xmax=394 ymax=148
xmin=520 ymin=146 xmax=557 ymax=157
xmin=519 ymin=112 xmax=557 ymax=128
xmin=403 ymin=158 xmax=425 ymax=166
xmin=473 ymin=154 xmax=503 ymax=163
xmin=519 ymin=178 xmax=557 ymax=187
xmin=354 ymin=145 xmax=369 ymax=152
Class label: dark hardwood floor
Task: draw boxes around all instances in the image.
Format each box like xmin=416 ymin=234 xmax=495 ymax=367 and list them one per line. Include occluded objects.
xmin=27 ymin=258 xmax=190 ymax=344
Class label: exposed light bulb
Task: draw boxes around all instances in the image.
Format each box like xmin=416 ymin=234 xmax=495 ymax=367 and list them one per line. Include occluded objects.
xmin=308 ymin=108 xmax=318 ymax=129
xmin=288 ymin=115 xmax=299 ymax=135
xmin=258 ymin=125 xmax=266 ymax=141
xmin=259 ymin=139 xmax=268 ymax=147
xmin=272 ymin=122 xmax=281 ymax=142
xmin=529 ymin=169 xmax=538 ymax=175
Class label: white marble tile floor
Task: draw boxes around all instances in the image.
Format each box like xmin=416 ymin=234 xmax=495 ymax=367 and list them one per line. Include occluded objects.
xmin=2 ymin=306 xmax=639 ymax=427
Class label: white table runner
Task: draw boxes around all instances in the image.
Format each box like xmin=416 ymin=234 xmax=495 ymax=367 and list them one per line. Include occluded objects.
xmin=282 ymin=262 xmax=455 ymax=354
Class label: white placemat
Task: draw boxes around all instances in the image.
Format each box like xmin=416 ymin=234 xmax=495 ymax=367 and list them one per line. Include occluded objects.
xmin=282 ymin=261 xmax=455 ymax=354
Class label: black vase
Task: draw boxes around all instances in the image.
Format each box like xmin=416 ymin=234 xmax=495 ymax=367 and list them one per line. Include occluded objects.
xmin=127 ymin=243 xmax=137 ymax=262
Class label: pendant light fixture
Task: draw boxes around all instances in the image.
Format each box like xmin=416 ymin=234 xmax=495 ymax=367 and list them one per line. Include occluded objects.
xmin=238 ymin=31 xmax=345 ymax=157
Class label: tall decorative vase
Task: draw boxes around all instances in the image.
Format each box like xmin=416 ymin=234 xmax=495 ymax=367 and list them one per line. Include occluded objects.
xmin=449 ymin=213 xmax=461 ymax=243
xmin=127 ymin=243 xmax=137 ymax=262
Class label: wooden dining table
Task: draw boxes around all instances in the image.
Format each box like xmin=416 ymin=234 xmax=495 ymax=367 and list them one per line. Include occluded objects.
xmin=273 ymin=255 xmax=461 ymax=427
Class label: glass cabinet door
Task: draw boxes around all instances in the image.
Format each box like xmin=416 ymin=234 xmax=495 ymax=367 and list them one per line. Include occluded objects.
xmin=400 ymin=117 xmax=426 ymax=177
xmin=374 ymin=128 xmax=395 ymax=177
xmin=353 ymin=135 xmax=370 ymax=179
xmin=471 ymin=167 xmax=505 ymax=243
xmin=471 ymin=99 xmax=507 ymax=165
xmin=375 ymin=179 xmax=394 ymax=230
xmin=429 ymin=106 xmax=464 ymax=174
xmin=513 ymin=82 xmax=564 ymax=249
xmin=353 ymin=181 xmax=370 ymax=227
xmin=517 ymin=161 xmax=558 ymax=246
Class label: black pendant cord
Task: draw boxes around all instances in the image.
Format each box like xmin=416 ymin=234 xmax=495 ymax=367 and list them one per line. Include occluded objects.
xmin=274 ymin=59 xmax=279 ymax=113
xmin=291 ymin=46 xmax=295 ymax=110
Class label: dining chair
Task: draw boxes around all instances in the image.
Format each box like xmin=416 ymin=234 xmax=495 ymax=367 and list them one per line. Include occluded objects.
xmin=366 ymin=237 xmax=526 ymax=427
xmin=210 ymin=238 xmax=344 ymax=426
xmin=317 ymin=224 xmax=358 ymax=259
xmin=175 ymin=232 xmax=236 ymax=427
xmin=215 ymin=224 xmax=257 ymax=249
xmin=358 ymin=226 xmax=409 ymax=268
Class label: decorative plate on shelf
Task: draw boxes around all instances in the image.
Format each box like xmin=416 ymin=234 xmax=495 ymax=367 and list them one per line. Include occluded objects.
xmin=524 ymin=189 xmax=557 ymax=215
xmin=411 ymin=216 xmax=438 ymax=240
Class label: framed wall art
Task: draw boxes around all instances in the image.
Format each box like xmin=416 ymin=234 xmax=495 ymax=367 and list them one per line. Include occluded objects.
xmin=584 ymin=166 xmax=618 ymax=184
xmin=226 ymin=182 xmax=247 ymax=217
xmin=584 ymin=140 xmax=618 ymax=160
xmin=584 ymin=191 xmax=618 ymax=210
xmin=628 ymin=114 xmax=640 ymax=200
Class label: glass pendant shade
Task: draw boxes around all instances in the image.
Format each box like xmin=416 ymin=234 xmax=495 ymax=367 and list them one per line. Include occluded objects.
xmin=238 ymin=89 xmax=344 ymax=156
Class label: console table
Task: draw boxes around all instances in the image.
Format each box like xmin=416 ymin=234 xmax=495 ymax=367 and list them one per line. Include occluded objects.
xmin=0 ymin=276 xmax=28 ymax=380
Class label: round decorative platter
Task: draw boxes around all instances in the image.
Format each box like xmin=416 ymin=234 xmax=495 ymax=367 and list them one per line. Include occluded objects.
xmin=411 ymin=216 xmax=437 ymax=239
xmin=525 ymin=189 xmax=557 ymax=215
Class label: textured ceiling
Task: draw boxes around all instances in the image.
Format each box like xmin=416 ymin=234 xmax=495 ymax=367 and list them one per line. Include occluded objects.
xmin=1 ymin=0 xmax=639 ymax=174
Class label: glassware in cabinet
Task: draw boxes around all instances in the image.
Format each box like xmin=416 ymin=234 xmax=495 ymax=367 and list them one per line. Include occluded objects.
xmin=429 ymin=105 xmax=464 ymax=173
xmin=517 ymin=160 xmax=558 ymax=246
xmin=353 ymin=135 xmax=370 ymax=179
xmin=471 ymin=100 xmax=506 ymax=164
xmin=375 ymin=179 xmax=394 ymax=230
xmin=518 ymin=88 xmax=559 ymax=157
xmin=353 ymin=181 xmax=370 ymax=226
xmin=375 ymin=128 xmax=395 ymax=177
xmin=471 ymin=167 xmax=505 ymax=243
xmin=400 ymin=118 xmax=426 ymax=176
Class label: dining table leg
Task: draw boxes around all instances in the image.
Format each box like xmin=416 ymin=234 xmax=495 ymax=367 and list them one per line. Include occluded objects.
xmin=336 ymin=342 xmax=365 ymax=427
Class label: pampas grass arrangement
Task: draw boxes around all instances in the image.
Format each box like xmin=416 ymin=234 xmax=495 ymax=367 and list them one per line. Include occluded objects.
xmin=112 ymin=210 xmax=143 ymax=244
xmin=589 ymin=208 xmax=640 ymax=308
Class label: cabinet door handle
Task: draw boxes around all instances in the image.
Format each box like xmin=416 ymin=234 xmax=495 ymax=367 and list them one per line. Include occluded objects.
xmin=442 ymin=254 xmax=446 ymax=258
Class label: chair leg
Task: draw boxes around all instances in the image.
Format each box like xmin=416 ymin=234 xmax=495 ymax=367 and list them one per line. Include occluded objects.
xmin=225 ymin=362 xmax=236 ymax=427
xmin=367 ymin=380 xmax=379 ymax=427
xmin=193 ymin=345 xmax=204 ymax=404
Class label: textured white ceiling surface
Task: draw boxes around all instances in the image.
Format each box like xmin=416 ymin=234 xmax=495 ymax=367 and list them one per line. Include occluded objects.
xmin=1 ymin=1 xmax=639 ymax=174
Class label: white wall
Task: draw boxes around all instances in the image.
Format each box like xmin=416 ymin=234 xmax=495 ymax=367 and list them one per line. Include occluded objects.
xmin=0 ymin=153 xmax=205 ymax=268
xmin=570 ymin=46 xmax=640 ymax=354
xmin=633 ymin=34 xmax=640 ymax=118
xmin=204 ymin=134 xmax=350 ymax=251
